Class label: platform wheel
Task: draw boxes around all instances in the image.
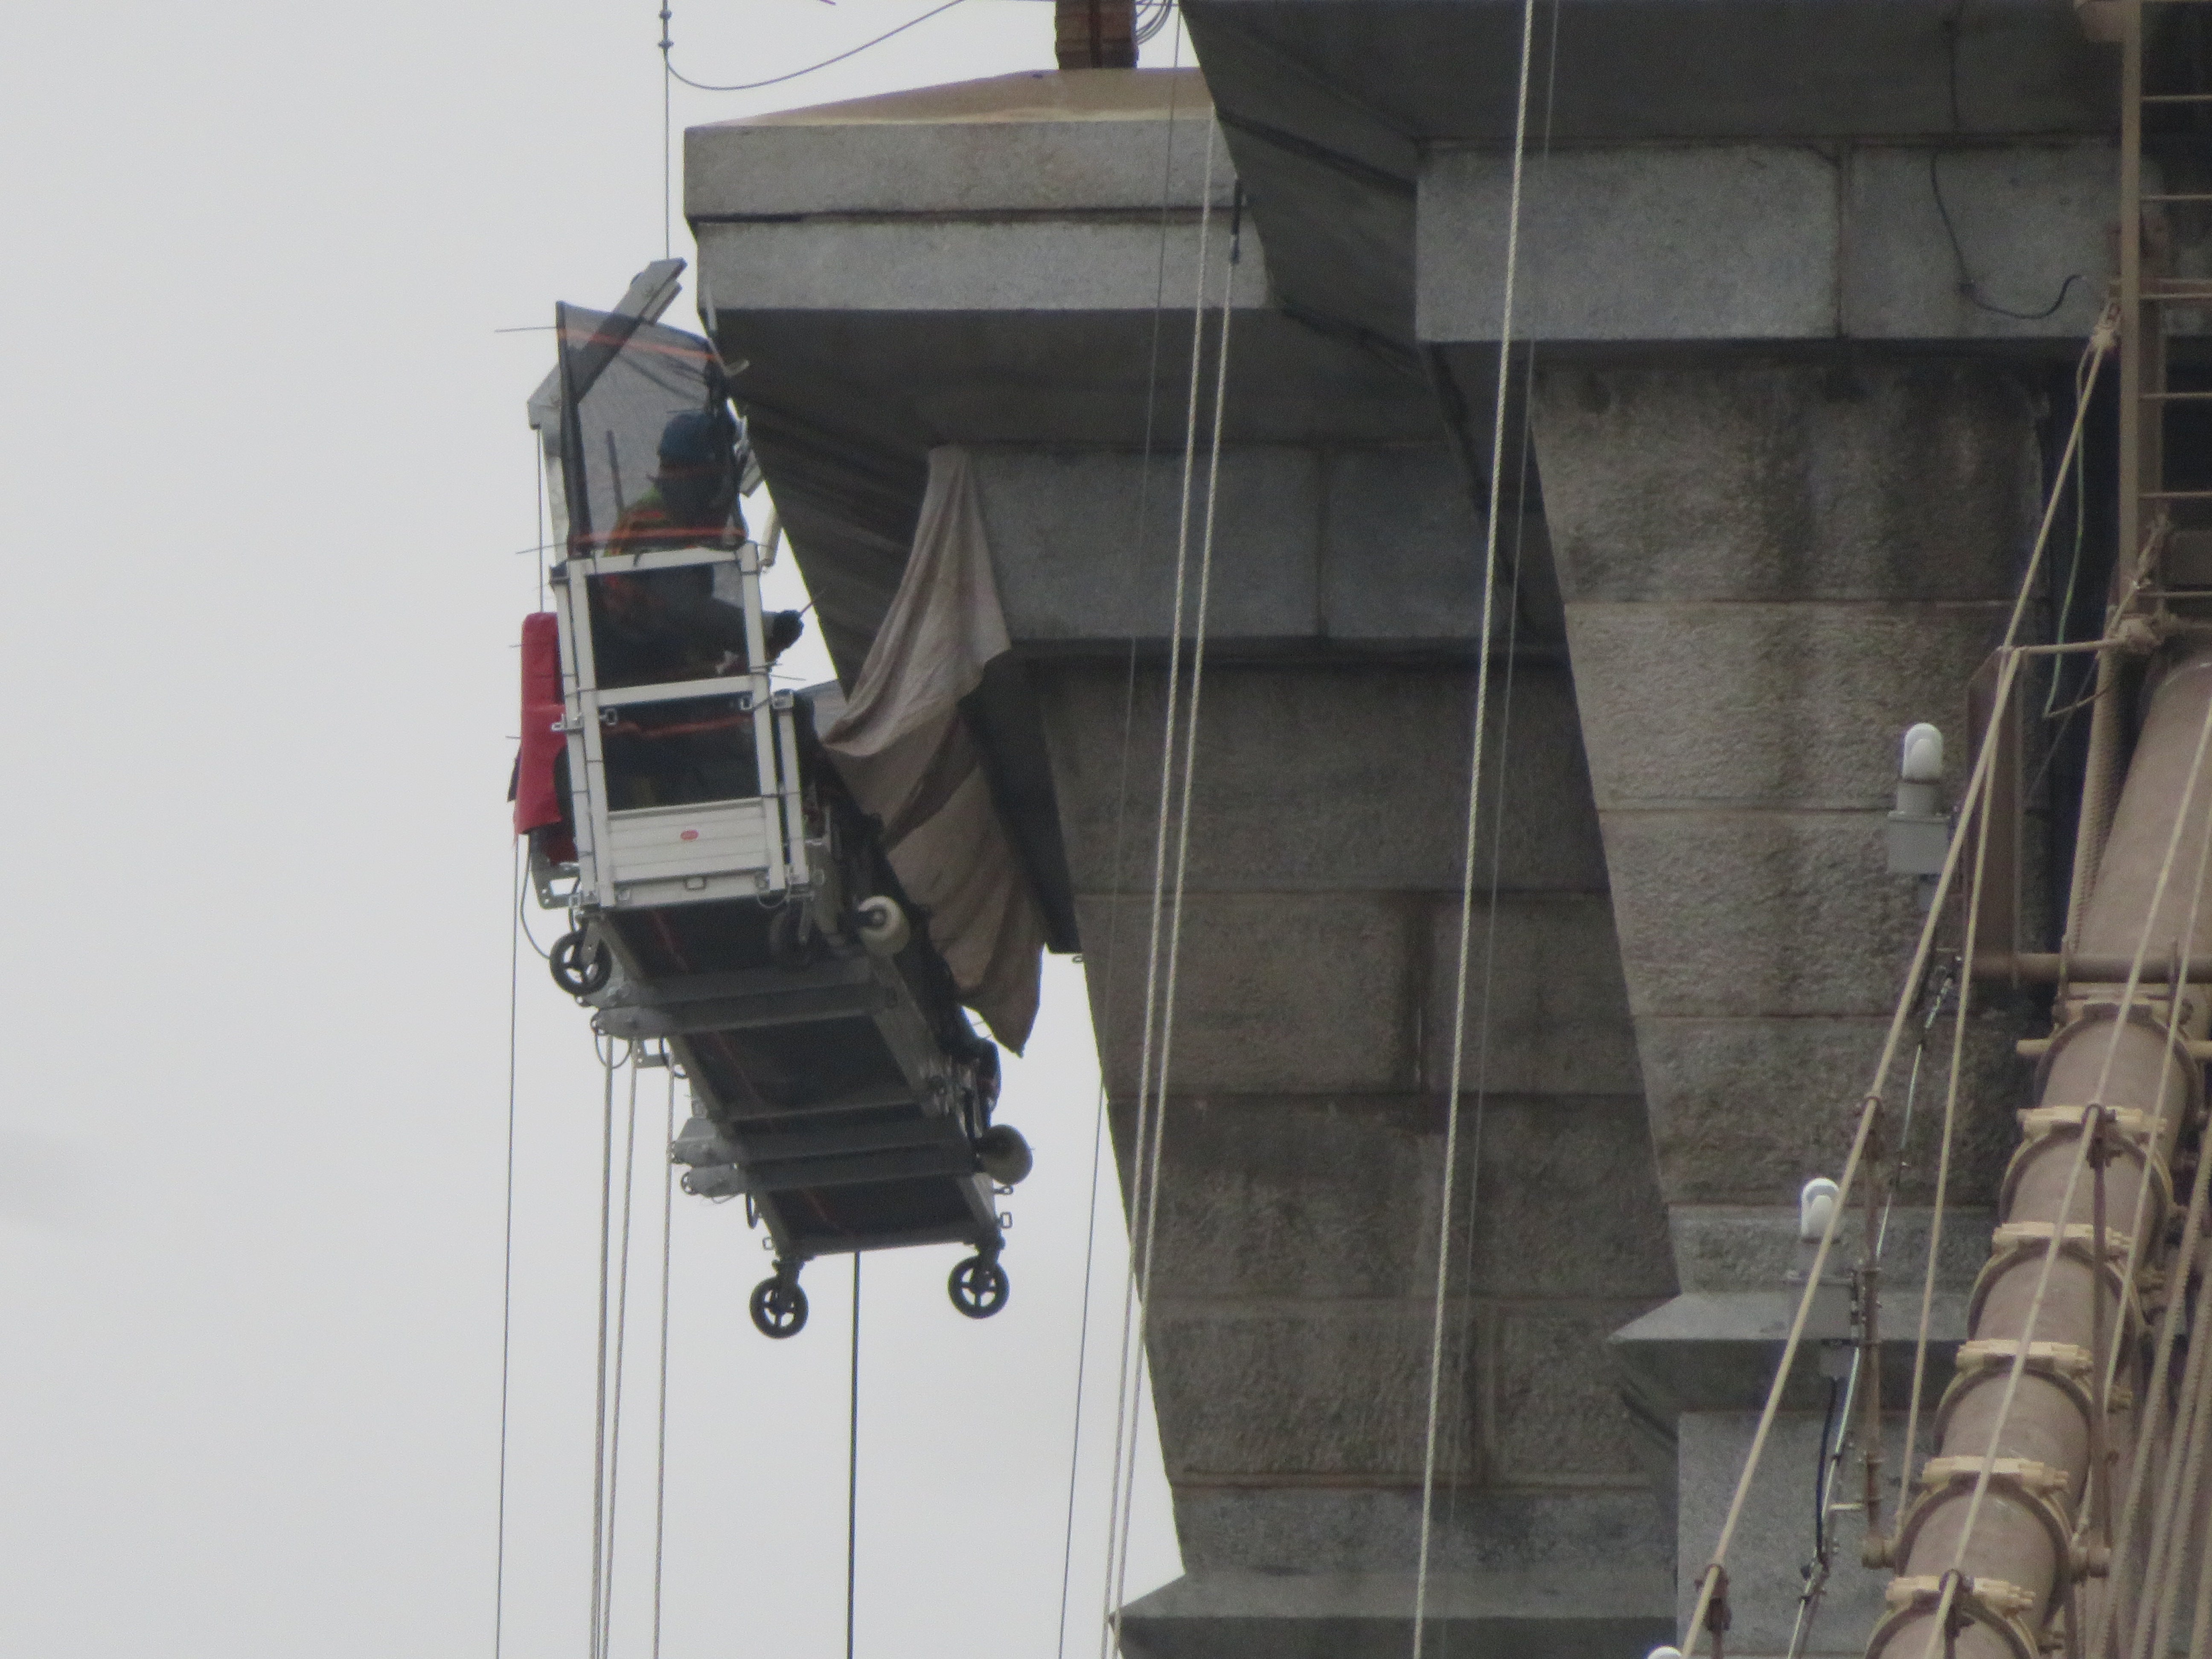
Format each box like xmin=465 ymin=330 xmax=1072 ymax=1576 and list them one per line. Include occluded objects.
xmin=855 ymin=894 xmax=911 ymax=957
xmin=948 ymin=1254 xmax=1010 ymax=1320
xmin=550 ymin=928 xmax=612 ymax=996
xmin=749 ymin=1274 xmax=809 ymax=1339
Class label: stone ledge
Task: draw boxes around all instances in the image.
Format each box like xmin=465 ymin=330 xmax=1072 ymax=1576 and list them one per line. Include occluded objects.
xmin=1120 ymin=1568 xmax=1673 ymax=1659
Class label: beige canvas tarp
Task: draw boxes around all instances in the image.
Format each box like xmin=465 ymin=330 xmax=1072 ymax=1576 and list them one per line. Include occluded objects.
xmin=821 ymin=448 xmax=1045 ymax=1053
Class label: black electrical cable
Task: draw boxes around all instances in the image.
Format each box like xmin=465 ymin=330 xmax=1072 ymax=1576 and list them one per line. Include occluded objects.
xmin=1930 ymin=11 xmax=2087 ymax=322
xmin=1813 ymin=1373 xmax=1842 ymax=1562
xmin=665 ymin=0 xmax=970 ymax=95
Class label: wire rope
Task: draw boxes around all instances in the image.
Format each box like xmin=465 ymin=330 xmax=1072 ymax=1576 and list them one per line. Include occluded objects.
xmin=664 ymin=0 xmax=971 ymax=95
xmin=1110 ymin=174 xmax=1242 ymax=1652
xmin=1096 ymin=121 xmax=1221 ymax=1659
xmin=1410 ymin=0 xmax=1540 ymax=1645
xmin=650 ymin=1065 xmax=675 ymax=1659
xmin=590 ymin=1046 xmax=620 ymax=1659
xmin=1679 ymin=311 xmax=2116 ymax=1657
xmin=599 ymin=1060 xmax=644 ymax=1649
xmin=495 ymin=843 xmax=523 ymax=1659
xmin=1055 ymin=50 xmax=1192 ymax=1659
xmin=847 ymin=1255 xmax=862 ymax=1659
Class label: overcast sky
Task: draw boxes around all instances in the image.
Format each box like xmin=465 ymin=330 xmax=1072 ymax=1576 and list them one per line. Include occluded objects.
xmin=0 ymin=4 xmax=1190 ymax=1654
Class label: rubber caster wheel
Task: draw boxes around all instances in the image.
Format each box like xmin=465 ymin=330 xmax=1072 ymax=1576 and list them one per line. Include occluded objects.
xmin=948 ymin=1255 xmax=1009 ymax=1319
xmin=855 ymin=894 xmax=911 ymax=957
xmin=550 ymin=929 xmax=611 ymax=996
xmin=750 ymin=1275 xmax=808 ymax=1339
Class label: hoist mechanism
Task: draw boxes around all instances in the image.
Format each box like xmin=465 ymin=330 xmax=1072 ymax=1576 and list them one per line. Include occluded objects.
xmin=510 ymin=263 xmax=1030 ymax=1339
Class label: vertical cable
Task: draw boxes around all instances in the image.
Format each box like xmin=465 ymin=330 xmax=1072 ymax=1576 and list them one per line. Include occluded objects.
xmin=1098 ymin=121 xmax=1219 ymax=1659
xmin=600 ymin=1062 xmax=643 ymax=1646
xmin=1060 ymin=41 xmax=1189 ymax=1659
xmin=495 ymin=844 xmax=522 ymax=1659
xmin=590 ymin=1051 xmax=617 ymax=1659
xmin=659 ymin=2 xmax=674 ymax=260
xmin=650 ymin=1067 xmax=675 ymax=1659
xmin=1411 ymin=0 xmax=1540 ymax=1646
xmin=847 ymin=1255 xmax=862 ymax=1659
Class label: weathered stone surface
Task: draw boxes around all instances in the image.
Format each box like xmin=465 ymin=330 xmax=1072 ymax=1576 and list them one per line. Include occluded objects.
xmin=1123 ymin=1093 xmax=1672 ymax=1303
xmin=697 ymin=216 xmax=1270 ymax=314
xmin=1492 ymin=1301 xmax=1664 ymax=1484
xmin=1668 ymin=1204 xmax=1997 ymax=1295
xmin=1035 ymin=661 xmax=1609 ymax=896
xmin=1675 ymin=1412 xmax=1931 ymax=1653
xmin=1566 ymin=601 xmax=2012 ymax=811
xmin=1418 ymin=143 xmax=2113 ymax=345
xmin=1420 ymin=145 xmax=1841 ymax=343
xmin=1466 ymin=1098 xmax=1675 ymax=1301
xmin=1077 ymin=893 xmax=1423 ymax=1095
xmin=1596 ymin=809 xmax=1927 ymax=1020
xmin=686 ymin=69 xmax=1229 ymax=218
xmin=1168 ymin=1483 xmax=1675 ymax=1575
xmin=1634 ymin=1014 xmax=2023 ymax=1208
xmin=1533 ymin=361 xmax=2040 ymax=604
xmin=976 ymin=447 xmax=1322 ymax=646
xmin=1147 ymin=1303 xmax=1478 ymax=1481
xmin=1318 ymin=447 xmax=1487 ymax=642
xmin=1424 ymin=894 xmax=1644 ymax=1094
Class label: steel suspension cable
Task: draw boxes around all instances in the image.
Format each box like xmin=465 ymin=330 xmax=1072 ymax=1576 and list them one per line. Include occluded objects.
xmin=1058 ymin=50 xmax=1193 ymax=1659
xmin=1679 ymin=313 xmax=2115 ymax=1658
xmin=1411 ymin=0 xmax=1539 ymax=1645
xmin=495 ymin=844 xmax=524 ymax=1659
xmin=847 ymin=1255 xmax=861 ymax=1659
xmin=599 ymin=1060 xmax=643 ymax=1648
xmin=590 ymin=1045 xmax=620 ymax=1659
xmin=1109 ymin=167 xmax=1242 ymax=1647
xmin=1097 ymin=122 xmax=1220 ymax=1659
xmin=650 ymin=1066 xmax=675 ymax=1659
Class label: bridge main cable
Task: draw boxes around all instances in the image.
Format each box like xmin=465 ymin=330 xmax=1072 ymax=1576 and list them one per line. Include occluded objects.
xmin=1867 ymin=649 xmax=2212 ymax=1659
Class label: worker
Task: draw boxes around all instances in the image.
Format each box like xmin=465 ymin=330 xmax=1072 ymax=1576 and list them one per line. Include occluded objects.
xmin=593 ymin=407 xmax=803 ymax=685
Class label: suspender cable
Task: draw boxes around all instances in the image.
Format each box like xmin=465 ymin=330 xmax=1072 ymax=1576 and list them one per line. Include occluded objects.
xmin=1410 ymin=0 xmax=1539 ymax=1647
xmin=1097 ymin=120 xmax=1220 ymax=1659
xmin=599 ymin=1060 xmax=643 ymax=1648
xmin=590 ymin=1046 xmax=618 ymax=1659
xmin=1683 ymin=312 xmax=2116 ymax=1659
xmin=1110 ymin=173 xmax=1242 ymax=1652
xmin=650 ymin=1066 xmax=675 ymax=1659
xmin=1058 ymin=49 xmax=1192 ymax=1659
xmin=495 ymin=845 xmax=524 ymax=1659
xmin=847 ymin=1255 xmax=862 ymax=1659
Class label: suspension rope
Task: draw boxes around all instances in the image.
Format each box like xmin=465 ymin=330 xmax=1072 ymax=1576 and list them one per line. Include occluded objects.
xmin=589 ymin=1046 xmax=620 ymax=1659
xmin=1097 ymin=120 xmax=1221 ymax=1659
xmin=599 ymin=1059 xmax=644 ymax=1649
xmin=495 ymin=845 xmax=524 ymax=1659
xmin=1681 ymin=311 xmax=2116 ymax=1658
xmin=1057 ymin=49 xmax=1193 ymax=1659
xmin=847 ymin=1257 xmax=862 ymax=1659
xmin=1411 ymin=0 xmax=1540 ymax=1646
xmin=1109 ymin=171 xmax=1241 ymax=1650
xmin=650 ymin=1066 xmax=675 ymax=1659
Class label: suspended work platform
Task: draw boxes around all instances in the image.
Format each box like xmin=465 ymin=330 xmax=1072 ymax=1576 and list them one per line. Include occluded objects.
xmin=512 ymin=264 xmax=1035 ymax=1338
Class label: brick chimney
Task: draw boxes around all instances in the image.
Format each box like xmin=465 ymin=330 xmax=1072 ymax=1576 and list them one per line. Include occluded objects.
xmin=1054 ymin=0 xmax=1138 ymax=68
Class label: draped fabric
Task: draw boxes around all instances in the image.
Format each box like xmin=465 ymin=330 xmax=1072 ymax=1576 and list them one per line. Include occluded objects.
xmin=822 ymin=448 xmax=1045 ymax=1052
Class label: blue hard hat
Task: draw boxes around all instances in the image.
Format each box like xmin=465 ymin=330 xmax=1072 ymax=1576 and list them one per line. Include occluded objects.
xmin=657 ymin=408 xmax=731 ymax=468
